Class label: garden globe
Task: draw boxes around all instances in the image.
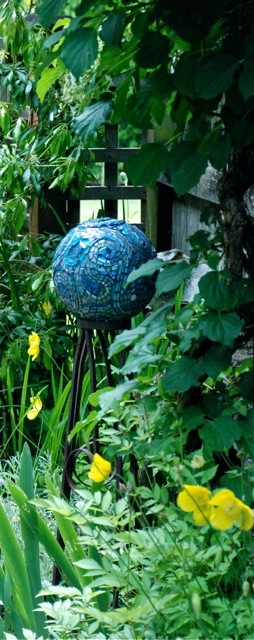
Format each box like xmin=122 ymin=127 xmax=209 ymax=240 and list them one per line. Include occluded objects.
xmin=52 ymin=217 xmax=156 ymax=322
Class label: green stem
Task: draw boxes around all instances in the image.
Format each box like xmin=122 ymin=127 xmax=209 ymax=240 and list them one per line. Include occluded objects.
xmin=18 ymin=357 xmax=31 ymax=454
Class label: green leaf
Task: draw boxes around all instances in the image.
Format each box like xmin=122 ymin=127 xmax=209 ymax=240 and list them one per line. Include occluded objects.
xmin=199 ymin=417 xmax=242 ymax=451
xmin=122 ymin=346 xmax=162 ymax=375
xmin=37 ymin=0 xmax=65 ymax=27
xmin=101 ymin=11 xmax=125 ymax=45
xmin=198 ymin=311 xmax=244 ymax=345
xmin=202 ymin=344 xmax=233 ymax=378
xmin=206 ymin=130 xmax=231 ymax=170
xmin=60 ymin=28 xmax=98 ymax=79
xmin=196 ymin=54 xmax=237 ymax=99
xmin=136 ymin=32 xmax=170 ymax=69
xmin=0 ymin=499 xmax=36 ymax=631
xmin=9 ymin=483 xmax=82 ymax=591
xmin=43 ymin=30 xmax=65 ymax=48
xmin=167 ymin=141 xmax=208 ymax=195
xmin=181 ymin=406 xmax=205 ymax=432
xmin=109 ymin=326 xmax=146 ymax=357
xmin=174 ymin=54 xmax=198 ymax=99
xmin=162 ymin=357 xmax=204 ymax=393
xmin=126 ymin=257 xmax=163 ymax=285
xmin=239 ymin=59 xmax=254 ymax=100
xmin=238 ymin=371 xmax=254 ymax=402
xmin=156 ymin=261 xmax=192 ymax=295
xmin=237 ymin=410 xmax=254 ymax=458
xmin=73 ymin=100 xmax=113 ymax=140
xmin=198 ymin=271 xmax=237 ymax=311
xmin=98 ymin=379 xmax=138 ymax=413
xmin=125 ymin=143 xmax=169 ymax=186
xmin=36 ymin=66 xmax=64 ymax=101
xmin=18 ymin=445 xmax=45 ymax=637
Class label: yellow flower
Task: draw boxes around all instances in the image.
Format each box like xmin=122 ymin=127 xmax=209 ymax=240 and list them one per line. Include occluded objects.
xmin=27 ymin=396 xmax=42 ymax=420
xmin=210 ymin=489 xmax=254 ymax=531
xmin=42 ymin=300 xmax=53 ymax=317
xmin=88 ymin=453 xmax=111 ymax=483
xmin=27 ymin=331 xmax=40 ymax=361
xmin=177 ymin=484 xmax=211 ymax=525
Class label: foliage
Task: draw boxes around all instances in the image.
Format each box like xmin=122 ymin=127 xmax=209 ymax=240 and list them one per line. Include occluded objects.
xmin=0 ymin=2 xmax=253 ymax=639
xmin=3 ymin=450 xmax=253 ymax=640
xmin=34 ymin=0 xmax=254 ymax=192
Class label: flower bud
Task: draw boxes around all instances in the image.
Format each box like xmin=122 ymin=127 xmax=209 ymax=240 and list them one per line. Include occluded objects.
xmin=242 ymin=581 xmax=250 ymax=597
xmin=214 ymin=548 xmax=222 ymax=568
xmin=191 ymin=454 xmax=205 ymax=469
xmin=191 ymin=592 xmax=201 ymax=619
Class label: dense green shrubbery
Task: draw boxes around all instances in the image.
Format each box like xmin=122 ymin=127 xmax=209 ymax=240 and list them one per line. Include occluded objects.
xmin=0 ymin=2 xmax=253 ymax=638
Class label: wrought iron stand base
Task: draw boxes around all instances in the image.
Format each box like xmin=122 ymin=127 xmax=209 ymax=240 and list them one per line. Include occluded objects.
xmin=53 ymin=318 xmax=130 ymax=585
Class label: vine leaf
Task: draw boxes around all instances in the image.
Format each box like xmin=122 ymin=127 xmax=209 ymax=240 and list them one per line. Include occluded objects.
xmin=60 ymin=29 xmax=98 ymax=79
xmin=73 ymin=100 xmax=113 ymax=140
xmin=199 ymin=417 xmax=242 ymax=451
xmin=162 ymin=357 xmax=204 ymax=393
xmin=156 ymin=261 xmax=192 ymax=295
xmin=37 ymin=0 xmax=65 ymax=27
xmin=198 ymin=311 xmax=244 ymax=345
xmin=125 ymin=143 xmax=169 ymax=186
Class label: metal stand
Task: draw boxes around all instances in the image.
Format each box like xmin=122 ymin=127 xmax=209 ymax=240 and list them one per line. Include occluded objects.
xmin=53 ymin=318 xmax=130 ymax=585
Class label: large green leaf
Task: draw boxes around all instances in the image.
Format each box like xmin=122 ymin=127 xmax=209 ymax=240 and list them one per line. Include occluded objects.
xmin=97 ymin=379 xmax=138 ymax=413
xmin=136 ymin=32 xmax=170 ymax=69
xmin=167 ymin=141 xmax=208 ymax=195
xmin=73 ymin=100 xmax=113 ymax=140
xmin=156 ymin=261 xmax=192 ymax=295
xmin=162 ymin=357 xmax=204 ymax=393
xmin=125 ymin=143 xmax=169 ymax=186
xmin=9 ymin=483 xmax=82 ymax=591
xmin=198 ymin=271 xmax=237 ymax=311
xmin=202 ymin=344 xmax=233 ymax=378
xmin=239 ymin=57 xmax=254 ymax=100
xmin=0 ymin=500 xmax=36 ymax=631
xmin=60 ymin=28 xmax=98 ymax=79
xmin=109 ymin=326 xmax=146 ymax=357
xmin=101 ymin=11 xmax=125 ymax=45
xmin=196 ymin=54 xmax=237 ymax=99
xmin=199 ymin=416 xmax=242 ymax=451
xmin=37 ymin=0 xmax=65 ymax=27
xmin=201 ymin=128 xmax=231 ymax=170
xmin=126 ymin=257 xmax=163 ymax=285
xmin=36 ymin=65 xmax=64 ymax=101
xmin=174 ymin=54 xmax=198 ymax=99
xmin=198 ymin=311 xmax=244 ymax=345
xmin=18 ymin=444 xmax=45 ymax=637
xmin=238 ymin=371 xmax=254 ymax=402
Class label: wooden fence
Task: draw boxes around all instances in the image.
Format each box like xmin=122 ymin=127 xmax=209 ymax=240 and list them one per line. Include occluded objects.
xmin=31 ymin=124 xmax=218 ymax=254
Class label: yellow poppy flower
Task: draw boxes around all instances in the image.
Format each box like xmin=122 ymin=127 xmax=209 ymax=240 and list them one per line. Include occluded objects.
xmin=27 ymin=396 xmax=42 ymax=420
xmin=42 ymin=301 xmax=53 ymax=317
xmin=177 ymin=484 xmax=211 ymax=525
xmin=27 ymin=331 xmax=40 ymax=361
xmin=210 ymin=489 xmax=254 ymax=531
xmin=88 ymin=453 xmax=111 ymax=483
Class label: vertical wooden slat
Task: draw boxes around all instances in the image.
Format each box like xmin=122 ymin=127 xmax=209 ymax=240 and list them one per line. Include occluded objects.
xmin=144 ymin=130 xmax=158 ymax=246
xmin=104 ymin=124 xmax=118 ymax=218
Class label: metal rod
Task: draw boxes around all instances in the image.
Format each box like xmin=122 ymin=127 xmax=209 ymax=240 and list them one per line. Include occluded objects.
xmin=97 ymin=330 xmax=115 ymax=387
xmin=61 ymin=327 xmax=88 ymax=501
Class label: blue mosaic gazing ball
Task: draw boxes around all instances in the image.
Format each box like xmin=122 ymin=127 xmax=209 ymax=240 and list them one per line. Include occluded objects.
xmin=52 ymin=218 xmax=156 ymax=321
